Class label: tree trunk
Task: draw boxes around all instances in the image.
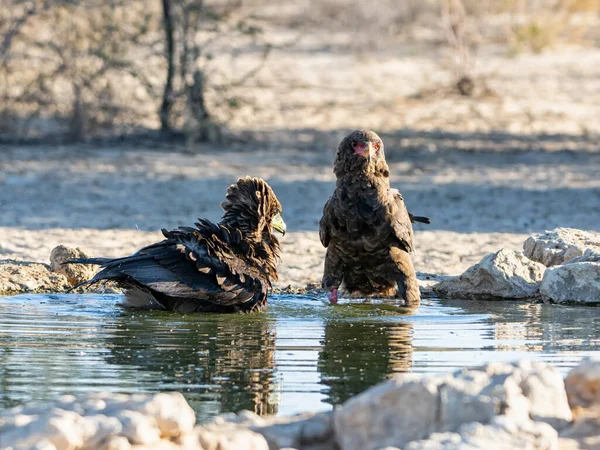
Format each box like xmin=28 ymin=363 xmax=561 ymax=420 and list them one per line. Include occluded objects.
xmin=160 ymin=0 xmax=175 ymax=132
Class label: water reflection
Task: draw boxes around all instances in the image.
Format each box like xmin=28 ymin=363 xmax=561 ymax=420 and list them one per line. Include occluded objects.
xmin=106 ymin=312 xmax=279 ymax=418
xmin=318 ymin=319 xmax=413 ymax=405
xmin=0 ymin=295 xmax=281 ymax=419
xmin=1 ymin=294 xmax=600 ymax=420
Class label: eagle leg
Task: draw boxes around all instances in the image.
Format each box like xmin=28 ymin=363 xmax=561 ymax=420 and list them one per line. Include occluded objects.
xmin=328 ymin=288 xmax=339 ymax=304
xmin=322 ymin=248 xmax=344 ymax=304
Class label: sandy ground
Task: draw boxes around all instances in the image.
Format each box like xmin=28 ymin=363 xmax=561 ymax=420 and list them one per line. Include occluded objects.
xmin=1 ymin=137 xmax=599 ymax=289
xmin=2 ymin=31 xmax=600 ymax=290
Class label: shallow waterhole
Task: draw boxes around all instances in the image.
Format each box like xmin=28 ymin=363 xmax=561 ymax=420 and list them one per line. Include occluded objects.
xmin=0 ymin=293 xmax=598 ymax=421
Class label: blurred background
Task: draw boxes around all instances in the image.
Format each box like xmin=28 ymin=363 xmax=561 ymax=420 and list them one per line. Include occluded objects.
xmin=2 ymin=0 xmax=600 ymax=143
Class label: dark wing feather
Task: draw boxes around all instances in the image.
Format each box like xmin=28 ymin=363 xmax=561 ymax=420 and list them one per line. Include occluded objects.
xmin=319 ymin=198 xmax=333 ymax=247
xmin=77 ymin=221 xmax=265 ymax=306
xmin=388 ymin=189 xmax=415 ymax=253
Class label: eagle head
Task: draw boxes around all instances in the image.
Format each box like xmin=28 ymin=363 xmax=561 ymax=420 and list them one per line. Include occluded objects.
xmin=333 ymin=129 xmax=387 ymax=177
xmin=220 ymin=177 xmax=286 ymax=242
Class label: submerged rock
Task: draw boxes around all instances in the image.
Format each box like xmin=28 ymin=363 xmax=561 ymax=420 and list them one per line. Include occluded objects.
xmin=49 ymin=245 xmax=97 ymax=286
xmin=523 ymin=228 xmax=600 ymax=267
xmin=333 ymin=361 xmax=571 ymax=450
xmin=433 ymin=249 xmax=545 ymax=299
xmin=0 ymin=259 xmax=70 ymax=295
xmin=540 ymin=262 xmax=600 ymax=304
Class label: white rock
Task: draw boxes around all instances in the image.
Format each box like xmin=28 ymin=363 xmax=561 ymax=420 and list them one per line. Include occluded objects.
xmin=252 ymin=411 xmax=335 ymax=449
xmin=450 ymin=361 xmax=571 ymax=429
xmin=540 ymin=262 xmax=600 ymax=304
xmin=137 ymin=392 xmax=196 ymax=437
xmin=97 ymin=436 xmax=132 ymax=450
xmin=195 ymin=425 xmax=270 ymax=450
xmin=115 ymin=410 xmax=161 ymax=445
xmin=523 ymin=228 xmax=600 ymax=267
xmin=202 ymin=410 xmax=334 ymax=450
xmin=333 ymin=361 xmax=571 ymax=450
xmin=434 ymin=249 xmax=545 ymax=299
xmin=564 ymin=248 xmax=600 ymax=264
xmin=0 ymin=393 xmax=201 ymax=449
xmin=0 ymin=413 xmax=35 ymax=434
xmin=0 ymin=408 xmax=85 ymax=450
xmin=516 ymin=363 xmax=572 ymax=430
xmin=334 ymin=374 xmax=440 ymax=450
xmin=79 ymin=397 xmax=108 ymax=415
xmin=30 ymin=440 xmax=57 ymax=450
xmin=80 ymin=414 xmax=123 ymax=448
xmin=565 ymin=357 xmax=600 ymax=409
xmin=405 ymin=417 xmax=558 ymax=450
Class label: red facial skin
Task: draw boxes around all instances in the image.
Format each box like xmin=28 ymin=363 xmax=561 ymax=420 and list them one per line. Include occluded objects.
xmin=329 ymin=288 xmax=338 ymax=304
xmin=352 ymin=140 xmax=380 ymax=160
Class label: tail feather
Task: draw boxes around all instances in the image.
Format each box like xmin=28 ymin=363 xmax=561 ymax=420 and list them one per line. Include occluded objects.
xmin=63 ymin=257 xmax=116 ymax=266
xmin=63 ymin=256 xmax=135 ymax=292
xmin=410 ymin=215 xmax=430 ymax=224
xmin=64 ymin=254 xmax=151 ymax=267
xmin=66 ymin=278 xmax=103 ymax=293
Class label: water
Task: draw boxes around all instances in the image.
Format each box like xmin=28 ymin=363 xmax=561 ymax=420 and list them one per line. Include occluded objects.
xmin=1 ymin=294 xmax=599 ymax=421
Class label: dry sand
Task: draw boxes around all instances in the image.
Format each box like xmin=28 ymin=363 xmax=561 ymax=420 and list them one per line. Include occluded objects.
xmin=1 ymin=137 xmax=598 ymax=290
xmin=2 ymin=34 xmax=600 ymax=290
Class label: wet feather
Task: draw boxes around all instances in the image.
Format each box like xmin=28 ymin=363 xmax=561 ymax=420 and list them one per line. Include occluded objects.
xmin=320 ymin=130 xmax=427 ymax=306
xmin=67 ymin=177 xmax=284 ymax=313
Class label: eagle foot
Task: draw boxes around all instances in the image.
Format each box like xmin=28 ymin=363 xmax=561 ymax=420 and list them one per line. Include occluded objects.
xmin=328 ymin=288 xmax=339 ymax=304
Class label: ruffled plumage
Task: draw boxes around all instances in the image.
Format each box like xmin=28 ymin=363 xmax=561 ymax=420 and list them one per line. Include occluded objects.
xmin=69 ymin=177 xmax=284 ymax=313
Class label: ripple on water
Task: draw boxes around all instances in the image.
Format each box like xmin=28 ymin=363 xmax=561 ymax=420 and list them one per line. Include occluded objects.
xmin=0 ymin=293 xmax=599 ymax=420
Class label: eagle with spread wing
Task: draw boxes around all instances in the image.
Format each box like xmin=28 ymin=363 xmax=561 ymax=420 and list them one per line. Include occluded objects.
xmin=319 ymin=130 xmax=428 ymax=306
xmin=68 ymin=177 xmax=286 ymax=313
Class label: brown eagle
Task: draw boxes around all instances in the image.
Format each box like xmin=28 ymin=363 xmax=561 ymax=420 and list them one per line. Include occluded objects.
xmin=319 ymin=130 xmax=428 ymax=306
xmin=68 ymin=177 xmax=286 ymax=313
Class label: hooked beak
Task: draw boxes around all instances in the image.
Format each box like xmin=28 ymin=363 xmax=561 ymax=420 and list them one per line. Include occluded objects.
xmin=354 ymin=141 xmax=377 ymax=162
xmin=272 ymin=212 xmax=287 ymax=236
xmin=367 ymin=142 xmax=377 ymax=162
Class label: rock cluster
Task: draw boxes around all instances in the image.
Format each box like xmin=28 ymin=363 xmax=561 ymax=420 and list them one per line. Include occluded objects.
xmin=49 ymin=245 xmax=97 ymax=286
xmin=523 ymin=228 xmax=600 ymax=267
xmin=0 ymin=259 xmax=70 ymax=295
xmin=433 ymin=248 xmax=545 ymax=299
xmin=3 ymin=359 xmax=600 ymax=450
xmin=334 ymin=360 xmax=570 ymax=450
xmin=0 ymin=246 xmax=116 ymax=295
xmin=540 ymin=262 xmax=600 ymax=304
xmin=0 ymin=392 xmax=196 ymax=450
xmin=434 ymin=228 xmax=600 ymax=304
